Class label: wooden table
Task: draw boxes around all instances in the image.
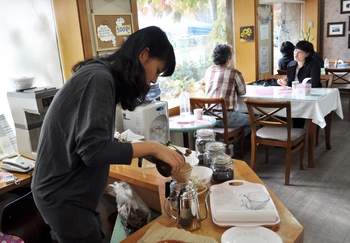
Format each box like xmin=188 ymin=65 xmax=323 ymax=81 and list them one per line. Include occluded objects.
xmin=237 ymin=86 xmax=343 ymax=168
xmin=0 ymin=161 xmax=32 ymax=195
xmin=109 ymin=158 xmax=304 ymax=243
xmin=169 ymin=115 xmax=216 ymax=148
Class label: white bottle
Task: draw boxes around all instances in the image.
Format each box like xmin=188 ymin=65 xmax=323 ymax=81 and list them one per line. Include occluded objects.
xmin=179 ymin=89 xmax=191 ymax=117
xmin=324 ymin=58 xmax=329 ymax=68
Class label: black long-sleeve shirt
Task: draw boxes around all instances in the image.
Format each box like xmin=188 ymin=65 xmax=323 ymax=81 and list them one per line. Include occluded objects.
xmin=286 ymin=58 xmax=322 ymax=88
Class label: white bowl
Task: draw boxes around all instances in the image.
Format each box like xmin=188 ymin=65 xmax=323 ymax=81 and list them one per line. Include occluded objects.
xmin=10 ymin=76 xmax=35 ymax=90
xmin=190 ymin=165 xmax=213 ymax=186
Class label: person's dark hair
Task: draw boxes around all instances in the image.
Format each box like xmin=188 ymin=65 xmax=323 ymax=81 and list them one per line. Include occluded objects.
xmin=295 ymin=40 xmax=315 ymax=62
xmin=280 ymin=41 xmax=294 ymax=54
xmin=212 ymin=44 xmax=232 ymax=65
xmin=72 ymin=26 xmax=175 ymax=111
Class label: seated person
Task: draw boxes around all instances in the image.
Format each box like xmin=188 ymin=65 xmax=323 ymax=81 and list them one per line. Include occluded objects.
xmin=204 ymin=44 xmax=251 ymax=137
xmin=277 ymin=40 xmax=322 ymax=128
xmin=278 ymin=40 xmax=321 ymax=88
xmin=278 ymin=41 xmax=295 ymax=70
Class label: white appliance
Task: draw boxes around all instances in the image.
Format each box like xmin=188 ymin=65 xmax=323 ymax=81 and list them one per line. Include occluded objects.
xmin=7 ymin=87 xmax=59 ymax=160
xmin=122 ymin=100 xmax=170 ymax=144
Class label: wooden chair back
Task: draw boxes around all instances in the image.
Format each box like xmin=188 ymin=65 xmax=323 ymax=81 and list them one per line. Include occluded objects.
xmin=327 ymin=58 xmax=339 ymax=68
xmin=261 ymin=74 xmax=287 ymax=80
xmin=189 ymin=97 xmax=244 ymax=158
xmin=1 ymin=191 xmax=53 ymax=243
xmin=277 ymin=69 xmax=287 ymax=75
xmin=320 ymin=74 xmax=334 ymax=88
xmin=244 ymin=98 xmax=306 ymax=185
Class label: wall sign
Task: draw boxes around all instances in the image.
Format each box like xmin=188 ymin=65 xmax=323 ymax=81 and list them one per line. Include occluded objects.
xmin=92 ymin=13 xmax=134 ymax=52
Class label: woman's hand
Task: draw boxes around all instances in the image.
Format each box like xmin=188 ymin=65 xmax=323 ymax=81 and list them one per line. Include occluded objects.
xmin=277 ymin=78 xmax=287 ymax=86
xmin=132 ymin=141 xmax=185 ymax=175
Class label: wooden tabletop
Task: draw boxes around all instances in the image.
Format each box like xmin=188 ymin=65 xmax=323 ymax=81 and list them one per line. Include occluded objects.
xmin=109 ymin=159 xmax=304 ymax=243
xmin=0 ymin=161 xmax=33 ymax=195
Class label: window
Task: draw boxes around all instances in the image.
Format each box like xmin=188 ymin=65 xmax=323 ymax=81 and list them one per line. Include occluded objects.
xmin=137 ymin=0 xmax=228 ymax=104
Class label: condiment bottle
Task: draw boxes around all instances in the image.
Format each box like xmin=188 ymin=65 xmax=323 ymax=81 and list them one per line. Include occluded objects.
xmin=203 ymin=141 xmax=226 ymax=167
xmin=211 ymin=154 xmax=234 ymax=183
xmin=195 ymin=129 xmax=216 ymax=166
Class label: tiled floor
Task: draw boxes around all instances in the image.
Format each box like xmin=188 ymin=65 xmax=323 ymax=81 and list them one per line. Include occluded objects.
xmin=240 ymin=98 xmax=350 ymax=243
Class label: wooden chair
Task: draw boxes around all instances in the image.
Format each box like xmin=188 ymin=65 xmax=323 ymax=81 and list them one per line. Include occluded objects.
xmin=189 ymin=97 xmax=245 ymax=158
xmin=277 ymin=69 xmax=287 ymax=75
xmin=320 ymin=74 xmax=334 ymax=88
xmin=244 ymin=98 xmax=306 ymax=185
xmin=261 ymin=74 xmax=287 ymax=81
xmin=327 ymin=58 xmax=339 ymax=68
xmin=1 ymin=191 xmax=53 ymax=243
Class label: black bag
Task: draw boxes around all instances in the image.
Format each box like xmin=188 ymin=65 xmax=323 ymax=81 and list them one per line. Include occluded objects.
xmin=253 ymin=78 xmax=279 ymax=87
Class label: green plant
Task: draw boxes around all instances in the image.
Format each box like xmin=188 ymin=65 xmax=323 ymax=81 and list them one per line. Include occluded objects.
xmin=301 ymin=27 xmax=314 ymax=42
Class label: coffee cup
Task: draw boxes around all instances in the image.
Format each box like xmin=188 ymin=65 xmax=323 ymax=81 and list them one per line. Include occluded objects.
xmin=292 ymin=81 xmax=299 ymax=90
xmin=194 ymin=108 xmax=203 ymax=120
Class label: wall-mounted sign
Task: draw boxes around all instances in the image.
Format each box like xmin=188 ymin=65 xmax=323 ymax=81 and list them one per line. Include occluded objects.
xmin=92 ymin=13 xmax=134 ymax=52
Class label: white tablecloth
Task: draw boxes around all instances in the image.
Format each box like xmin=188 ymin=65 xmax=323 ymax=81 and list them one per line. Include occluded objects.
xmin=237 ymin=86 xmax=343 ymax=128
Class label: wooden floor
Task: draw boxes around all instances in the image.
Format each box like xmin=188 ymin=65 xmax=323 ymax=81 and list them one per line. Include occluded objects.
xmin=240 ymin=98 xmax=350 ymax=243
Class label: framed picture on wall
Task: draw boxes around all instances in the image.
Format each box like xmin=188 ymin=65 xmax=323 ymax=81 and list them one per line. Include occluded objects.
xmin=348 ymin=34 xmax=350 ymax=49
xmin=341 ymin=0 xmax=350 ymax=14
xmin=327 ymin=22 xmax=346 ymax=37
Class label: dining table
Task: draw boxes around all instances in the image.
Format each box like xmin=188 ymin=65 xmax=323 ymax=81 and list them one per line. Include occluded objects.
xmin=237 ymin=85 xmax=343 ymax=168
xmin=169 ymin=115 xmax=217 ymax=148
xmin=325 ymin=66 xmax=350 ymax=121
xmin=108 ymin=157 xmax=304 ymax=243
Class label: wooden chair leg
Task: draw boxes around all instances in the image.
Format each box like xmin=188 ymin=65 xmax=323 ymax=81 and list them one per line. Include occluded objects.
xmin=264 ymin=145 xmax=269 ymax=164
xmin=300 ymin=142 xmax=305 ymax=170
xmin=285 ymin=149 xmax=291 ymax=185
xmin=250 ymin=140 xmax=257 ymax=170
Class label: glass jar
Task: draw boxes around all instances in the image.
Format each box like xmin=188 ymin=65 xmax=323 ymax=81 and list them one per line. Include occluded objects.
xmin=195 ymin=129 xmax=216 ymax=166
xmin=203 ymin=141 xmax=226 ymax=167
xmin=211 ymin=154 xmax=234 ymax=183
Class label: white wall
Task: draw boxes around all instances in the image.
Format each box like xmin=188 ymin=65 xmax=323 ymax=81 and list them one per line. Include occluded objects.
xmin=0 ymin=0 xmax=64 ymax=131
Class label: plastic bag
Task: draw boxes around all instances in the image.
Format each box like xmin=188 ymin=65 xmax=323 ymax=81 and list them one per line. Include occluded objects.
xmin=108 ymin=181 xmax=152 ymax=236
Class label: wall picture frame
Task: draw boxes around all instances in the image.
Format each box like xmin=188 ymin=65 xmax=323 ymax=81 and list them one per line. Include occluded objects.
xmin=348 ymin=34 xmax=350 ymax=49
xmin=341 ymin=0 xmax=350 ymax=14
xmin=327 ymin=22 xmax=346 ymax=37
xmin=91 ymin=13 xmax=134 ymax=52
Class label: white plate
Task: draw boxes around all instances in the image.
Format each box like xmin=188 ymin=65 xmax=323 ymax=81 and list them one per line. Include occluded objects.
xmin=170 ymin=146 xmax=199 ymax=166
xmin=221 ymin=227 xmax=282 ymax=243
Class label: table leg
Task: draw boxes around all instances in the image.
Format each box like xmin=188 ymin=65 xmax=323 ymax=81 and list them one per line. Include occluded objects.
xmin=307 ymin=120 xmax=316 ymax=168
xmin=324 ymin=111 xmax=333 ymax=150
xmin=183 ymin=132 xmax=189 ymax=148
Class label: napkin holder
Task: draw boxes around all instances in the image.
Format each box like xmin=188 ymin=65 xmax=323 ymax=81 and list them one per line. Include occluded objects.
xmin=295 ymin=83 xmax=311 ymax=98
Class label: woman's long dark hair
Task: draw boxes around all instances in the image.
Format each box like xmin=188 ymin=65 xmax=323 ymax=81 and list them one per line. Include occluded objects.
xmin=72 ymin=26 xmax=175 ymax=111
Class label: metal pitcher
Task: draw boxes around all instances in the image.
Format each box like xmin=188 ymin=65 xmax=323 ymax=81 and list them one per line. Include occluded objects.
xmin=176 ymin=184 xmax=210 ymax=231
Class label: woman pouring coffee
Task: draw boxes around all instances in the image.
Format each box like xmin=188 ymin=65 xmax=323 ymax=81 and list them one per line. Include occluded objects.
xmin=31 ymin=26 xmax=185 ymax=243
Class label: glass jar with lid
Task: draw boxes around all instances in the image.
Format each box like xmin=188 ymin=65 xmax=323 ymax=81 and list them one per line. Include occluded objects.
xmin=203 ymin=141 xmax=226 ymax=167
xmin=195 ymin=129 xmax=216 ymax=166
xmin=211 ymin=154 xmax=234 ymax=183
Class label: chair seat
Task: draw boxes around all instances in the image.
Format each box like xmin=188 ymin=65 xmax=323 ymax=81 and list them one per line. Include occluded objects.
xmin=212 ymin=126 xmax=242 ymax=134
xmin=257 ymin=127 xmax=306 ymax=141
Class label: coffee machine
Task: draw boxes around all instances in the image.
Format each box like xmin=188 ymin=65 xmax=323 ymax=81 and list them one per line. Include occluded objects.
xmin=122 ymin=100 xmax=170 ymax=144
xmin=7 ymin=87 xmax=59 ymax=160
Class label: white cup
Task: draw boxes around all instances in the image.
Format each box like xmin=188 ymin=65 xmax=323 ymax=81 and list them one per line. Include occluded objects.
xmin=292 ymin=81 xmax=299 ymax=90
xmin=193 ymin=108 xmax=203 ymax=120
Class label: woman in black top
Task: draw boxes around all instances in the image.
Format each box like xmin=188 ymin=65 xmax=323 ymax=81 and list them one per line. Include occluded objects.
xmin=277 ymin=41 xmax=322 ymax=128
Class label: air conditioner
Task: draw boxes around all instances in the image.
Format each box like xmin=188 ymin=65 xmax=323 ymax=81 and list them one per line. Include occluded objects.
xmin=259 ymin=0 xmax=305 ymax=5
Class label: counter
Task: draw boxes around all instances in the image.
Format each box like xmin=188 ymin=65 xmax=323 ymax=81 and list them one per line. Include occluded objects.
xmin=109 ymin=159 xmax=304 ymax=243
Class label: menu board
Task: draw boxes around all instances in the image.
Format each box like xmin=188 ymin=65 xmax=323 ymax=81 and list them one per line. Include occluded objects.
xmin=92 ymin=13 xmax=134 ymax=52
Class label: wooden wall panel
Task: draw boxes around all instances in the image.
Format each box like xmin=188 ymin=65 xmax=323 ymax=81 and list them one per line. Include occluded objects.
xmin=302 ymin=0 xmax=320 ymax=51
xmin=52 ymin=0 xmax=84 ymax=81
xmin=234 ymin=0 xmax=259 ymax=82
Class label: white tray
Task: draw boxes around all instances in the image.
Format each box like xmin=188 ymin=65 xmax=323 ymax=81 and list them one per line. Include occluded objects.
xmin=209 ymin=180 xmax=280 ymax=227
